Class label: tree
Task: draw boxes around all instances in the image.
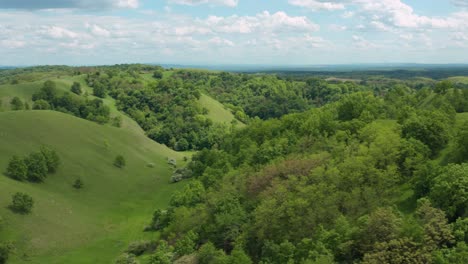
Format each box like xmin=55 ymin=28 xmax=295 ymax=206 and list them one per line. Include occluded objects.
xmin=40 ymin=146 xmax=60 ymax=173
xmin=0 ymin=243 xmax=12 ymax=264
xmin=33 ymin=80 xmax=57 ymax=102
xmin=435 ymin=80 xmax=452 ymax=95
xmin=73 ymin=178 xmax=84 ymax=189
xmin=33 ymin=99 xmax=51 ymax=110
xmin=10 ymin=96 xmax=24 ymax=110
xmin=6 ymin=155 xmax=27 ymax=181
xmin=93 ymin=85 xmax=107 ymax=98
xmin=430 ymin=164 xmax=468 ymax=219
xmin=25 ymin=151 xmax=48 ymax=182
xmin=114 ymin=155 xmax=126 ymax=168
xmin=10 ymin=192 xmax=34 ymax=214
xmin=401 ymin=111 xmax=450 ymax=156
xmin=153 ymin=70 xmax=164 ymax=79
xmin=71 ymin=82 xmax=82 ymax=95
xmin=174 ymin=231 xmax=198 ymax=256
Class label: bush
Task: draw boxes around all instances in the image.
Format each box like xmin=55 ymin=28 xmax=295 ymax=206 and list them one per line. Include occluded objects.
xmin=71 ymin=82 xmax=82 ymax=95
xmin=115 ymin=253 xmax=139 ymax=264
xmin=10 ymin=96 xmax=24 ymax=110
xmin=0 ymin=243 xmax=12 ymax=264
xmin=33 ymin=99 xmax=51 ymax=110
xmin=40 ymin=146 xmax=60 ymax=173
xmin=126 ymin=240 xmax=154 ymax=256
xmin=10 ymin=192 xmax=34 ymax=214
xmin=114 ymin=155 xmax=126 ymax=168
xmin=25 ymin=151 xmax=48 ymax=182
xmin=6 ymin=155 xmax=27 ymax=181
xmin=73 ymin=178 xmax=84 ymax=189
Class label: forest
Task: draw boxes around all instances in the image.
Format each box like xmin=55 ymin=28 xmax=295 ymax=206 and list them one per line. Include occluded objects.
xmin=1 ymin=65 xmax=468 ymax=263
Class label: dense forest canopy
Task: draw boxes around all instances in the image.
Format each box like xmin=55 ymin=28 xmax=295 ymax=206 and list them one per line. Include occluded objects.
xmin=2 ymin=65 xmax=468 ymax=263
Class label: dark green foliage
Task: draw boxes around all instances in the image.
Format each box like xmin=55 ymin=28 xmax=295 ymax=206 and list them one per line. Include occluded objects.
xmin=452 ymin=121 xmax=468 ymax=163
xmin=73 ymin=178 xmax=84 ymax=189
xmin=93 ymin=85 xmax=107 ymax=98
xmin=40 ymin=146 xmax=60 ymax=173
xmin=10 ymin=192 xmax=34 ymax=214
xmin=32 ymin=80 xmax=110 ymax=124
xmin=430 ymin=164 xmax=468 ymax=219
xmin=401 ymin=110 xmax=451 ymax=156
xmin=153 ymin=70 xmax=163 ymax=79
xmin=25 ymin=151 xmax=48 ymax=182
xmin=114 ymin=155 xmax=126 ymax=168
xmin=0 ymin=243 xmax=12 ymax=264
xmin=10 ymin=96 xmax=24 ymax=110
xmin=6 ymin=155 xmax=27 ymax=181
xmin=71 ymin=81 xmax=82 ymax=95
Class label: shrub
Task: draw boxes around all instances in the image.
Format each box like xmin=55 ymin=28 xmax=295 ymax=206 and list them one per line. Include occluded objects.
xmin=115 ymin=253 xmax=139 ymax=264
xmin=33 ymin=99 xmax=51 ymax=110
xmin=40 ymin=146 xmax=60 ymax=173
xmin=6 ymin=155 xmax=27 ymax=181
xmin=114 ymin=155 xmax=126 ymax=168
xmin=126 ymin=240 xmax=154 ymax=256
xmin=71 ymin=82 xmax=82 ymax=95
xmin=73 ymin=178 xmax=84 ymax=189
xmin=0 ymin=243 xmax=13 ymax=264
xmin=10 ymin=97 xmax=24 ymax=110
xmin=25 ymin=151 xmax=48 ymax=182
xmin=10 ymin=192 xmax=34 ymax=214
xmin=112 ymin=116 xmax=122 ymax=127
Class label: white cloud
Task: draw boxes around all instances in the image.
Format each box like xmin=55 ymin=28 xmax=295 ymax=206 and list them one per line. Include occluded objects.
xmin=352 ymin=35 xmax=378 ymax=49
xmin=41 ymin=26 xmax=79 ymax=39
xmin=204 ymin=11 xmax=320 ymax=34
xmin=168 ymin=0 xmax=238 ymax=7
xmin=87 ymin=24 xmax=111 ymax=37
xmin=288 ymin=0 xmax=345 ymax=11
xmin=0 ymin=0 xmax=139 ymax=10
xmin=452 ymin=0 xmax=468 ymax=7
xmin=0 ymin=39 xmax=26 ymax=48
xmin=208 ymin=37 xmax=234 ymax=47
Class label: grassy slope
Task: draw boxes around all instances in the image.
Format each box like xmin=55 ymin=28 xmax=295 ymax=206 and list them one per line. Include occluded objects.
xmin=447 ymin=76 xmax=468 ymax=84
xmin=0 ymin=111 xmax=185 ymax=263
xmin=199 ymin=93 xmax=245 ymax=127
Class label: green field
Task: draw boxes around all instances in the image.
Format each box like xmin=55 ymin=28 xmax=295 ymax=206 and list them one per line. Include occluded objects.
xmin=0 ymin=110 xmax=185 ymax=263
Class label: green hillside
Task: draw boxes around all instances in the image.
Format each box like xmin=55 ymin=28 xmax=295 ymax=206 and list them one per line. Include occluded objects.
xmin=199 ymin=93 xmax=242 ymax=126
xmin=0 ymin=110 xmax=184 ymax=263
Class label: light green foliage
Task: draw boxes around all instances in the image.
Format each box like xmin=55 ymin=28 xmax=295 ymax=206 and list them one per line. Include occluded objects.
xmin=115 ymin=253 xmax=139 ymax=264
xmin=33 ymin=99 xmax=51 ymax=110
xmin=10 ymin=96 xmax=24 ymax=110
xmin=175 ymin=231 xmax=198 ymax=256
xmin=10 ymin=192 xmax=34 ymax=214
xmin=148 ymin=241 xmax=174 ymax=264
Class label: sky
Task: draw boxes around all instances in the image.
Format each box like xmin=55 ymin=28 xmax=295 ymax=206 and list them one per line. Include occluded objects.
xmin=0 ymin=0 xmax=467 ymax=66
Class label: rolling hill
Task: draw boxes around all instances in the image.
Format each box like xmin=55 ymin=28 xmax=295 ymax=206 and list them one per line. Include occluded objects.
xmin=0 ymin=110 xmax=185 ymax=263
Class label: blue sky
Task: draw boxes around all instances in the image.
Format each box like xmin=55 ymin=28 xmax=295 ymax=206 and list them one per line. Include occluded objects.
xmin=0 ymin=0 xmax=467 ymax=65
